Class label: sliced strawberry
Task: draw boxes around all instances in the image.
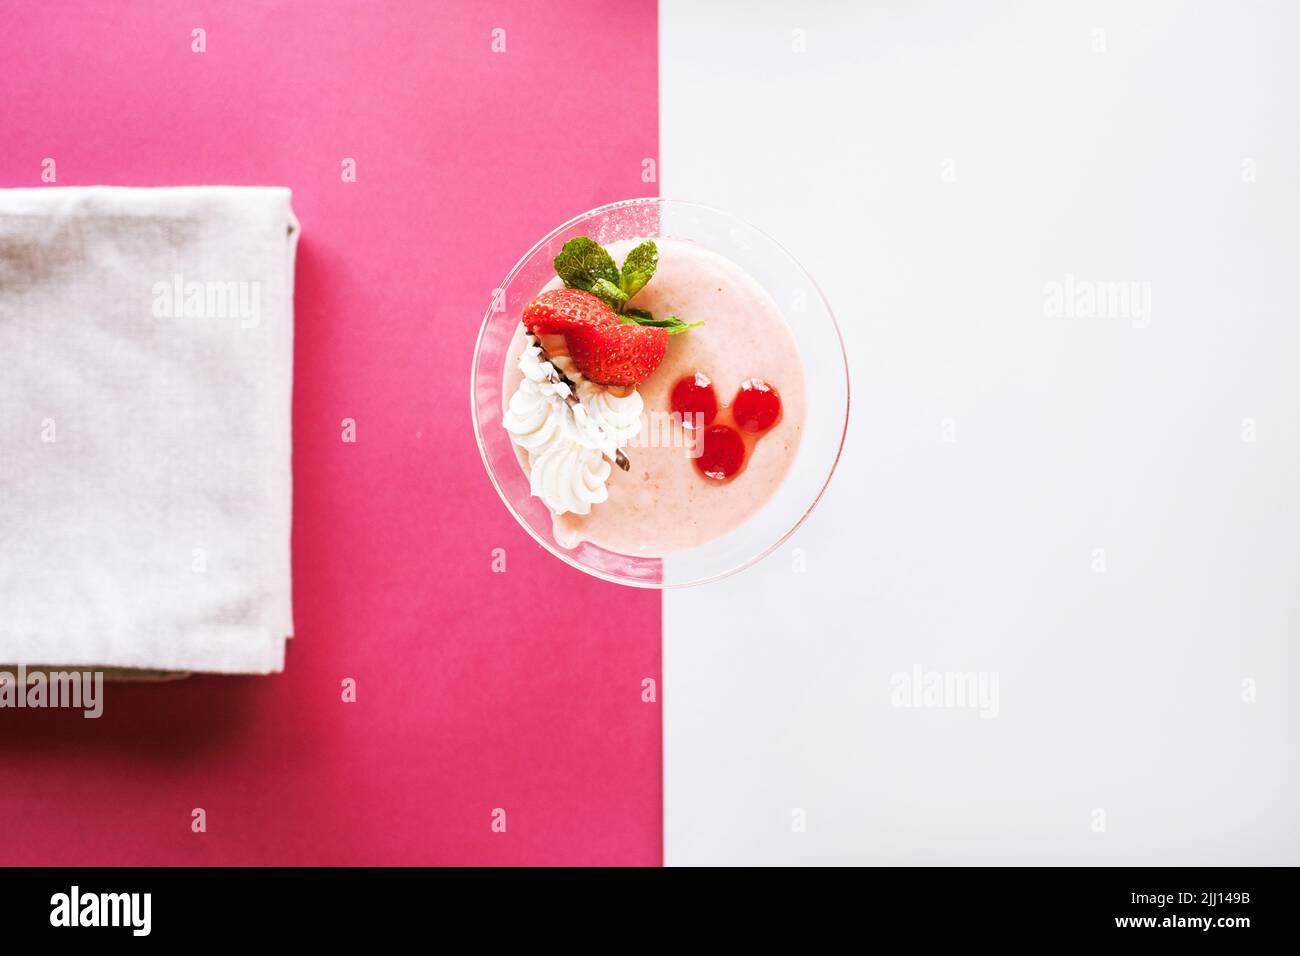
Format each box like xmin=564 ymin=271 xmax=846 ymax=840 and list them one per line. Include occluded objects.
xmin=521 ymin=287 xmax=668 ymax=386
xmin=566 ymin=322 xmax=668 ymax=387
xmin=522 ymin=288 xmax=617 ymax=336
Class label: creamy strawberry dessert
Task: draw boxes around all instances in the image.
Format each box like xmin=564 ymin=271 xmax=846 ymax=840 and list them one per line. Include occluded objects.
xmin=501 ymin=236 xmax=805 ymax=556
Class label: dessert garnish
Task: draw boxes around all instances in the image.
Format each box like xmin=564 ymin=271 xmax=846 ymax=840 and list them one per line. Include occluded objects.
xmin=732 ymin=378 xmax=782 ymax=432
xmin=695 ymin=424 xmax=746 ymax=481
xmin=527 ymin=333 xmax=631 ymax=471
xmin=524 ymin=289 xmax=665 ymax=388
xmin=522 ymin=238 xmax=702 ymax=388
xmin=676 ymin=374 xmax=784 ymax=483
xmin=670 ymin=371 xmax=717 ymax=429
xmin=501 ymin=339 xmax=642 ymax=515
xmin=505 ymin=237 xmax=700 ymax=516
xmin=552 ymin=237 xmax=702 ymax=335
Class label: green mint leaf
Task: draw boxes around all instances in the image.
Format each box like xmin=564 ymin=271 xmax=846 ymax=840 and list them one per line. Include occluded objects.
xmin=625 ymin=316 xmax=679 ymax=328
xmin=552 ymin=237 xmax=697 ymax=336
xmin=619 ymin=240 xmax=658 ymax=300
xmin=621 ymin=309 xmax=703 ymax=336
xmin=588 ymin=277 xmax=628 ymax=311
xmin=553 ymin=237 xmax=618 ymax=293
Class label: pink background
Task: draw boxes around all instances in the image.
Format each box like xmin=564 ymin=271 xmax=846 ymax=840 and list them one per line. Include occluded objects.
xmin=0 ymin=0 xmax=661 ymax=865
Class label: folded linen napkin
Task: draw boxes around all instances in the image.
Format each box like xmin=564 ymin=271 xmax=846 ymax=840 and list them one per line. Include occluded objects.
xmin=0 ymin=186 xmax=298 ymax=675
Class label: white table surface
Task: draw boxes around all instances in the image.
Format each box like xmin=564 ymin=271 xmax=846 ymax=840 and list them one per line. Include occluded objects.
xmin=661 ymin=0 xmax=1300 ymax=865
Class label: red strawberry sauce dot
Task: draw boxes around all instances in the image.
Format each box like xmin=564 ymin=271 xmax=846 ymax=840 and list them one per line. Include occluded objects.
xmin=693 ymin=425 xmax=746 ymax=481
xmin=671 ymin=372 xmax=718 ymax=429
xmin=731 ymin=378 xmax=782 ymax=433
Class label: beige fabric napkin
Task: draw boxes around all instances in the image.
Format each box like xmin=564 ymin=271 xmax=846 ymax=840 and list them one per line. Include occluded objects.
xmin=0 ymin=186 xmax=298 ymax=675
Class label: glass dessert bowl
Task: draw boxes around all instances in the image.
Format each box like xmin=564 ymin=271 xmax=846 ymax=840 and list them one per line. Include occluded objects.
xmin=471 ymin=198 xmax=848 ymax=588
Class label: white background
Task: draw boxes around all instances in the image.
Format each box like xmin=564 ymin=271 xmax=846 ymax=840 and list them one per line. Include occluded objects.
xmin=661 ymin=0 xmax=1299 ymax=864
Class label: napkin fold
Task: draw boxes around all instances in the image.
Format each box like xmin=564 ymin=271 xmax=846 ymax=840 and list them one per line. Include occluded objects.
xmin=0 ymin=186 xmax=298 ymax=675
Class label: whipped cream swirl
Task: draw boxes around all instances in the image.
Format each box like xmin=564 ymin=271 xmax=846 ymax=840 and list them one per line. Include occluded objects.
xmin=502 ymin=343 xmax=643 ymax=515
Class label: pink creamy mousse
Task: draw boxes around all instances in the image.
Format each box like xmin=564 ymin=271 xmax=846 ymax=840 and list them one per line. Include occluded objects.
xmin=503 ymin=237 xmax=806 ymax=556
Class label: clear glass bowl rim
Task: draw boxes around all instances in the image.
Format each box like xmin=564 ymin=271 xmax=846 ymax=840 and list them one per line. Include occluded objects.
xmin=469 ymin=197 xmax=851 ymax=589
